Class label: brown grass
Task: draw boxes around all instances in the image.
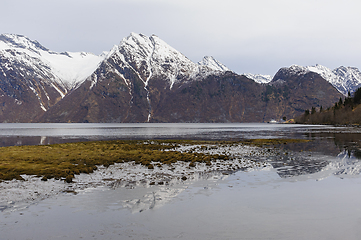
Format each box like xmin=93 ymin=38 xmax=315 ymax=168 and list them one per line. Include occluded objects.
xmin=0 ymin=139 xmax=307 ymax=182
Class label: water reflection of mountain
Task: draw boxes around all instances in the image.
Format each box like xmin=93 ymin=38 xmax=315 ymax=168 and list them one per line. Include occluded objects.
xmin=268 ymin=154 xmax=329 ymax=178
xmin=303 ymin=131 xmax=361 ymax=155
xmin=329 ymin=151 xmax=361 ymax=176
xmin=0 ymin=136 xmax=95 ymax=147
xmin=110 ymin=172 xmax=229 ymax=213
xmin=268 ymin=148 xmax=361 ymax=179
xmin=262 ymin=130 xmax=361 ymax=179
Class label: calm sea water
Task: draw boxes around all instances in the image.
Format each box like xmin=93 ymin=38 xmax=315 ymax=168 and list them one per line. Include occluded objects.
xmin=2 ymin=123 xmax=361 ymax=239
xmin=0 ymin=122 xmax=358 ymax=146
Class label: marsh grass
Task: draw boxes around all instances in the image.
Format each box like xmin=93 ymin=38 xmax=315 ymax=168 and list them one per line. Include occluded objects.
xmin=0 ymin=139 xmax=308 ymax=182
xmin=0 ymin=140 xmax=225 ymax=182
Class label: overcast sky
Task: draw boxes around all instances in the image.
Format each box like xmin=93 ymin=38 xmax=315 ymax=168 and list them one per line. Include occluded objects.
xmin=2 ymin=0 xmax=361 ymax=75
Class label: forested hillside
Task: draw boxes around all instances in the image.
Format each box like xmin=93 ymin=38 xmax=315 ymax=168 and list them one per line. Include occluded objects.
xmin=295 ymin=88 xmax=361 ymax=125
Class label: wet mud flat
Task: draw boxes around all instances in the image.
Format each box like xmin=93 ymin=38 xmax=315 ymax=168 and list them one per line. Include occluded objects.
xmin=1 ymin=139 xmax=281 ymax=212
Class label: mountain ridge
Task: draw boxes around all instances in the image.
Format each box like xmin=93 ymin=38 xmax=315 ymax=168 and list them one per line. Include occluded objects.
xmin=0 ymin=33 xmax=347 ymax=123
xmin=246 ymin=64 xmax=361 ymax=96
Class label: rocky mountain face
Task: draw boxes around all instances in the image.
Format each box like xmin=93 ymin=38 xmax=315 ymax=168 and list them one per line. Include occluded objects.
xmin=265 ymin=66 xmax=343 ymax=119
xmin=306 ymin=64 xmax=361 ymax=96
xmin=0 ymin=34 xmax=63 ymax=122
xmin=39 ymin=33 xmax=235 ymax=123
xmin=0 ymin=34 xmax=104 ymax=122
xmin=0 ymin=33 xmax=345 ymax=123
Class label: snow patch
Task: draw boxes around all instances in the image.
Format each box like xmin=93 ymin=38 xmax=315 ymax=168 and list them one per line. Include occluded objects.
xmin=28 ymin=85 xmax=47 ymax=111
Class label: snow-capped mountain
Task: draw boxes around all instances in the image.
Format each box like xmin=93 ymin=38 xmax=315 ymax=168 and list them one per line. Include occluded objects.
xmin=0 ymin=33 xmax=105 ymax=120
xmin=40 ymin=33 xmax=233 ymax=123
xmin=269 ymin=64 xmax=361 ymax=96
xmin=0 ymin=34 xmax=105 ymax=92
xmin=306 ymin=64 xmax=361 ymax=96
xmin=88 ymin=33 xmax=229 ymax=91
xmin=0 ymin=32 xmax=346 ymax=123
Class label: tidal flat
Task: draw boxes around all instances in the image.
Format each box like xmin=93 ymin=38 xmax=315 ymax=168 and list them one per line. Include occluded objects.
xmin=2 ymin=123 xmax=361 ymax=239
xmin=0 ymin=139 xmax=305 ymax=212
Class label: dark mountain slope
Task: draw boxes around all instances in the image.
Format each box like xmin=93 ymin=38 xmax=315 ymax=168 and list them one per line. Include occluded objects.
xmin=40 ymin=66 xmax=343 ymax=123
xmin=296 ymin=87 xmax=361 ymax=125
xmin=150 ymin=72 xmax=266 ymax=122
xmin=262 ymin=66 xmax=344 ymax=121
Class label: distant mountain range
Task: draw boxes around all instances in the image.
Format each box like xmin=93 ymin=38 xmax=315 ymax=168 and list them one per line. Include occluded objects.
xmin=0 ymin=33 xmax=353 ymax=123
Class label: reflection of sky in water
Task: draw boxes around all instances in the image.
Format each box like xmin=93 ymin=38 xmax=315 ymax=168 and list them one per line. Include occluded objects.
xmin=2 ymin=170 xmax=361 ymax=240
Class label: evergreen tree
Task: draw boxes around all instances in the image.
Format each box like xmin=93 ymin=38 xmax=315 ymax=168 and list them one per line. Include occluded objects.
xmin=354 ymin=87 xmax=361 ymax=104
xmin=311 ymin=106 xmax=316 ymax=114
xmin=338 ymin=97 xmax=343 ymax=107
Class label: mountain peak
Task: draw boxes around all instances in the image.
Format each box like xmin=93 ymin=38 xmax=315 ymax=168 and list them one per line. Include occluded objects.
xmin=198 ymin=56 xmax=230 ymax=72
xmin=272 ymin=65 xmax=308 ymax=81
xmin=0 ymin=33 xmax=105 ymax=92
xmin=119 ymin=32 xmax=155 ymax=61
xmin=112 ymin=33 xmax=202 ymax=88
xmin=288 ymin=64 xmax=308 ymax=73
xmin=0 ymin=33 xmax=48 ymax=52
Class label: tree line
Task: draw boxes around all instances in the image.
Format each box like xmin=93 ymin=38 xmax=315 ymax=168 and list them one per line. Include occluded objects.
xmin=295 ymin=88 xmax=361 ymax=125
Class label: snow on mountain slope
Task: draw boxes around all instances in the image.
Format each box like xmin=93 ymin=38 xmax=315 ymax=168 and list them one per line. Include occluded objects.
xmin=42 ymin=51 xmax=105 ymax=90
xmin=119 ymin=33 xmax=230 ymax=85
xmin=0 ymin=34 xmax=49 ymax=52
xmin=327 ymin=66 xmax=361 ymax=96
xmin=118 ymin=33 xmax=199 ymax=88
xmin=300 ymin=64 xmax=361 ymax=95
xmin=92 ymin=33 xmax=230 ymax=90
xmin=243 ymin=73 xmax=273 ymax=84
xmin=270 ymin=64 xmax=361 ymax=96
xmin=0 ymin=34 xmax=105 ymax=91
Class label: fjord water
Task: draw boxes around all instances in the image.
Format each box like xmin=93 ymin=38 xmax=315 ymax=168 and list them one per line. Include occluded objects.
xmin=0 ymin=122 xmax=350 ymax=146
xmin=2 ymin=123 xmax=361 ymax=239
